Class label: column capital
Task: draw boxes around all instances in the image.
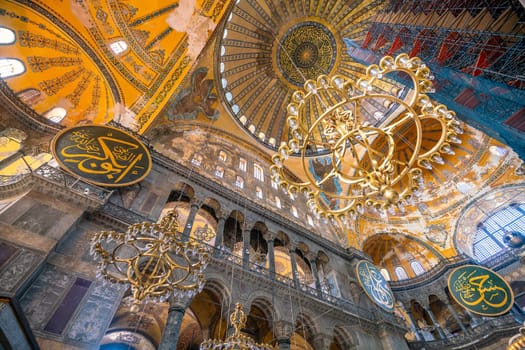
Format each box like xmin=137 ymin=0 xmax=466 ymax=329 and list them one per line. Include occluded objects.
xmin=305 ymin=251 xmax=317 ymax=263
xmin=215 ymin=210 xmax=229 ymax=220
xmin=167 ymin=293 xmax=193 ymax=309
xmin=263 ymin=231 xmax=276 ymax=241
xmin=274 ymin=320 xmax=293 ymax=340
xmin=189 ymin=198 xmax=202 ymax=208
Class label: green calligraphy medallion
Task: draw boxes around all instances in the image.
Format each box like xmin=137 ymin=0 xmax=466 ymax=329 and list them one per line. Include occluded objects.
xmin=448 ymin=265 xmax=514 ymax=316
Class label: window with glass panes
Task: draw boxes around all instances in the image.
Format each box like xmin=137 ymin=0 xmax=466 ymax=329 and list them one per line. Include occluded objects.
xmin=473 ymin=204 xmax=525 ymax=262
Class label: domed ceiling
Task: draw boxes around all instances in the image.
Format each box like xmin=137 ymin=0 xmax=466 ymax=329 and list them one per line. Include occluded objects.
xmin=216 ymin=0 xmax=384 ymax=149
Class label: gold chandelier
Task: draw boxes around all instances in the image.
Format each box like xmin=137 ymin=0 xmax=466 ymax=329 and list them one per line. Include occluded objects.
xmin=200 ymin=303 xmax=276 ymax=350
xmin=90 ymin=210 xmax=214 ymax=311
xmin=508 ymin=322 xmax=525 ymax=350
xmin=270 ymin=53 xmax=463 ymax=222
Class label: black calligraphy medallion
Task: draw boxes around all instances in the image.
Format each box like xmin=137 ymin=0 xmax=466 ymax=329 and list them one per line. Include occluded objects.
xmin=448 ymin=265 xmax=514 ymax=316
xmin=356 ymin=260 xmax=395 ymax=313
xmin=51 ymin=125 xmax=152 ymax=187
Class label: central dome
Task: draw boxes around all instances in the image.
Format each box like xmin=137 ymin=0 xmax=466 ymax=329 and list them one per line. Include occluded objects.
xmin=216 ymin=0 xmax=383 ymax=150
xmin=277 ymin=22 xmax=337 ymax=86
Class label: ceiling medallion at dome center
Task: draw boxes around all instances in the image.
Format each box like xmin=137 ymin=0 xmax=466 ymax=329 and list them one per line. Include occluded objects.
xmin=277 ymin=22 xmax=337 ymax=87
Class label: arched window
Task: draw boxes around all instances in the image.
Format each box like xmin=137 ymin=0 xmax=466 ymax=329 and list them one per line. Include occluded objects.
xmin=17 ymin=88 xmax=41 ymax=106
xmin=191 ymin=154 xmax=203 ymax=166
xmin=472 ymin=204 xmax=525 ymax=262
xmin=255 ymin=186 xmax=263 ymax=199
xmin=306 ymin=215 xmax=314 ymax=226
xmin=214 ymin=166 xmax=224 ymax=178
xmin=44 ymin=107 xmax=67 ymax=123
xmin=410 ymin=261 xmax=425 ymax=276
xmin=275 ymin=196 xmax=281 ymax=209
xmin=239 ymin=158 xmax=247 ymax=172
xmin=271 ymin=179 xmax=278 ymax=189
xmin=0 ymin=27 xmax=16 ymax=45
xmin=109 ymin=40 xmax=128 ymax=55
xmin=0 ymin=58 xmax=25 ymax=78
xmin=235 ymin=176 xmax=244 ymax=189
xmin=380 ymin=268 xmax=391 ymax=281
xmin=254 ymin=163 xmax=264 ymax=181
xmin=218 ymin=150 xmax=227 ymax=162
xmin=291 ymin=205 xmax=298 ymax=218
xmin=394 ymin=266 xmax=409 ymax=280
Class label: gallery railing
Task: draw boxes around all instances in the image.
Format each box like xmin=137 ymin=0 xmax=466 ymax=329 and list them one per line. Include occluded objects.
xmin=407 ymin=313 xmax=520 ymax=350
xmin=0 ymin=163 xmax=113 ymax=205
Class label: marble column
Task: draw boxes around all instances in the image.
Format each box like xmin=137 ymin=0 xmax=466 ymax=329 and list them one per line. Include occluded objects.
xmin=242 ymin=226 xmax=251 ymax=269
xmin=274 ymin=320 xmax=293 ymax=350
xmin=445 ymin=302 xmax=468 ymax=333
xmin=424 ymin=306 xmax=446 ymax=339
xmin=158 ymin=296 xmax=191 ymax=350
xmin=213 ymin=215 xmax=226 ymax=249
xmin=403 ymin=304 xmax=423 ymax=341
xmin=306 ymin=252 xmax=322 ymax=294
xmin=289 ymin=247 xmax=300 ymax=288
xmin=182 ymin=201 xmax=200 ymax=241
xmin=266 ymin=235 xmax=276 ymax=280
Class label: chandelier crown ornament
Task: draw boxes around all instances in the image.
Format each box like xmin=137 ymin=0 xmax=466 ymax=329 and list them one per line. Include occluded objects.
xmin=200 ymin=303 xmax=276 ymax=350
xmin=90 ymin=209 xmax=213 ymax=312
xmin=271 ymin=53 xmax=463 ymax=224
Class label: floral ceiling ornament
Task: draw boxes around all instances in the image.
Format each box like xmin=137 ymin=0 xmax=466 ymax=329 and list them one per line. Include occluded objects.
xmin=270 ymin=53 xmax=464 ymax=225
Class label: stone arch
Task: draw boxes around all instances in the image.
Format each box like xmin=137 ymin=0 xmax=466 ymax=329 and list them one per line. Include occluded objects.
xmin=274 ymin=231 xmax=290 ymax=248
xmin=223 ymin=210 xmax=244 ymax=251
xmin=294 ymin=312 xmax=319 ymax=344
xmin=100 ymin=296 xmax=167 ymax=349
xmin=245 ymin=296 xmax=277 ymax=343
xmin=202 ymin=277 xmax=232 ymax=310
xmin=428 ymin=294 xmax=447 ymax=332
xmin=167 ymin=182 xmax=195 ymax=203
xmin=292 ymin=244 xmax=314 ymax=285
xmin=200 ymin=197 xmax=222 ymax=221
xmin=317 ymin=250 xmax=330 ymax=273
xmin=332 ymin=325 xmax=359 ymax=349
xmin=250 ymin=221 xmax=269 ymax=264
xmin=189 ymin=277 xmax=231 ymax=341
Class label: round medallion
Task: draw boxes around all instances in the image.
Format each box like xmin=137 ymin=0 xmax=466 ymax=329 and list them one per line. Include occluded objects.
xmin=355 ymin=260 xmax=395 ymax=313
xmin=51 ymin=124 xmax=152 ymax=187
xmin=448 ymin=264 xmax=514 ymax=316
xmin=277 ymin=22 xmax=337 ymax=86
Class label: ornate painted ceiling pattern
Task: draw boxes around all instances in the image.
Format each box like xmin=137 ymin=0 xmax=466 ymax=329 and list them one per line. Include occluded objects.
xmin=0 ymin=0 xmax=119 ymax=126
xmin=216 ymin=0 xmax=384 ymax=150
xmin=81 ymin=0 xmax=231 ymax=129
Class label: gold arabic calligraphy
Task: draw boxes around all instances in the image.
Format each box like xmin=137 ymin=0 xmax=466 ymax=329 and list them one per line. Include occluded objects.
xmin=453 ymin=270 xmax=508 ymax=311
xmin=60 ymin=130 xmax=145 ymax=184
